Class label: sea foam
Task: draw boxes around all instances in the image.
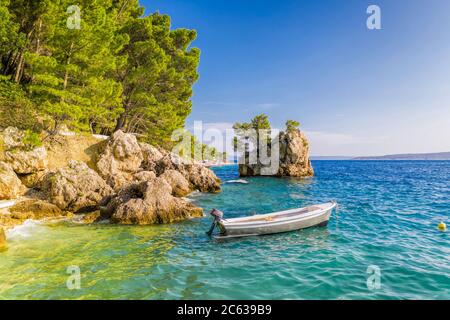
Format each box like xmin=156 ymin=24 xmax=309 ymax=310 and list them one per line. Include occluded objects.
xmin=225 ymin=179 xmax=249 ymax=184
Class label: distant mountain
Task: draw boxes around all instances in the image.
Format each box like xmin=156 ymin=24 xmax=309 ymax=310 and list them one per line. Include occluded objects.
xmin=352 ymin=152 xmax=450 ymax=160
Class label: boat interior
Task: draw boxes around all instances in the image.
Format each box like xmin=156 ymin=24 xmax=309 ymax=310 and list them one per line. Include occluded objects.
xmin=226 ymin=205 xmax=321 ymax=223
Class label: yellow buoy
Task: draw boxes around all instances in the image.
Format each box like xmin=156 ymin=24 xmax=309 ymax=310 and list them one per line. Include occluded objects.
xmin=438 ymin=221 xmax=447 ymax=232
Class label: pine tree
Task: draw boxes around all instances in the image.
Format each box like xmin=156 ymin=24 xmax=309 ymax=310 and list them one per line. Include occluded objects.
xmin=26 ymin=0 xmax=124 ymax=133
xmin=285 ymin=120 xmax=300 ymax=132
xmin=0 ymin=1 xmax=201 ymax=151
xmin=114 ymin=13 xmax=200 ymax=147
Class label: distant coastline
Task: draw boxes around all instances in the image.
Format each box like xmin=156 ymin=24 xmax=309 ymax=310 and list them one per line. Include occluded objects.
xmin=310 ymin=156 xmax=353 ymax=160
xmin=311 ymin=152 xmax=450 ymax=161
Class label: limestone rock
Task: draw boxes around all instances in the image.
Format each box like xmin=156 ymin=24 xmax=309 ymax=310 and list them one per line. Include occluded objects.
xmin=186 ymin=164 xmax=222 ymax=193
xmin=133 ymin=170 xmax=156 ymax=183
xmin=140 ymin=145 xmax=221 ymax=193
xmin=160 ymin=169 xmax=191 ymax=197
xmin=76 ymin=210 xmax=104 ymax=224
xmin=9 ymin=199 xmax=63 ymax=220
xmin=106 ymin=178 xmax=203 ymax=225
xmin=278 ymin=129 xmax=314 ymax=177
xmin=0 ymin=215 xmax=24 ymax=230
xmin=18 ymin=170 xmax=48 ymax=188
xmin=96 ymin=130 xmax=143 ymax=189
xmin=140 ymin=143 xmax=165 ymax=172
xmin=4 ymin=146 xmax=48 ymax=174
xmin=0 ymin=127 xmax=25 ymax=150
xmin=41 ymin=160 xmax=113 ymax=212
xmin=239 ymin=129 xmax=314 ymax=177
xmin=0 ymin=162 xmax=26 ymax=200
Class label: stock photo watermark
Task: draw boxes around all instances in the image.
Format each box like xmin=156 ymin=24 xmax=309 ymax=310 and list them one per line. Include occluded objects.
xmin=366 ymin=265 xmax=381 ymax=290
xmin=367 ymin=5 xmax=382 ymax=30
xmin=67 ymin=5 xmax=81 ymax=30
xmin=66 ymin=265 xmax=81 ymax=290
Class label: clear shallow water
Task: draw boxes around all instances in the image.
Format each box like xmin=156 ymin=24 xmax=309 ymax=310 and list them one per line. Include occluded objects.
xmin=0 ymin=161 xmax=449 ymax=299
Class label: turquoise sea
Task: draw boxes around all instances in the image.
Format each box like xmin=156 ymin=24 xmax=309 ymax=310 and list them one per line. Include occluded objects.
xmin=0 ymin=161 xmax=449 ymax=299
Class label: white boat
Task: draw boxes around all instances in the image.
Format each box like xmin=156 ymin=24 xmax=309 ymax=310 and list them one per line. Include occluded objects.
xmin=207 ymin=201 xmax=337 ymax=239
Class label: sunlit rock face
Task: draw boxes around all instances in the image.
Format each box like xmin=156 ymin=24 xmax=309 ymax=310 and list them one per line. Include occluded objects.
xmin=0 ymin=128 xmax=219 ymax=226
xmin=41 ymin=160 xmax=113 ymax=212
xmin=239 ymin=129 xmax=314 ymax=177
xmin=104 ymin=177 xmax=203 ymax=225
xmin=96 ymin=130 xmax=144 ymax=190
xmin=0 ymin=162 xmax=26 ymax=200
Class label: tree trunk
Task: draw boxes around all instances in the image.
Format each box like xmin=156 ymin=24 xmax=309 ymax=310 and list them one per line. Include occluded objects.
xmin=63 ymin=42 xmax=74 ymax=90
xmin=114 ymin=112 xmax=127 ymax=132
xmin=12 ymin=26 xmax=36 ymax=83
xmin=114 ymin=87 xmax=135 ymax=132
xmin=2 ymin=51 xmax=15 ymax=75
xmin=13 ymin=51 xmax=24 ymax=83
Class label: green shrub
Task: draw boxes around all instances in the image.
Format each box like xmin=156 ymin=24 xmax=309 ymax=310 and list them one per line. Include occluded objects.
xmin=22 ymin=130 xmax=42 ymax=150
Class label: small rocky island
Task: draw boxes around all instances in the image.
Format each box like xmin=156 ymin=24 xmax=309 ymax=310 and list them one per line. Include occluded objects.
xmin=0 ymin=127 xmax=221 ymax=246
xmin=235 ymin=116 xmax=314 ymax=177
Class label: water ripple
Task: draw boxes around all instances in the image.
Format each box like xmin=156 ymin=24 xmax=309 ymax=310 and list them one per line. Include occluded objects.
xmin=0 ymin=161 xmax=449 ymax=299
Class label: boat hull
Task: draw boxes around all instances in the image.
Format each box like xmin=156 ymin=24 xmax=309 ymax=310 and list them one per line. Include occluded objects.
xmin=218 ymin=203 xmax=334 ymax=238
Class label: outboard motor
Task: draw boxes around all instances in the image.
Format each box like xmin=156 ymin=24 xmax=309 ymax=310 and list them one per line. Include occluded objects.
xmin=206 ymin=209 xmax=224 ymax=236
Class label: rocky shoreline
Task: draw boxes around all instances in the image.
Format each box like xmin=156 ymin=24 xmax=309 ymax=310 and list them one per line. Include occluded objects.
xmin=0 ymin=128 xmax=221 ymax=246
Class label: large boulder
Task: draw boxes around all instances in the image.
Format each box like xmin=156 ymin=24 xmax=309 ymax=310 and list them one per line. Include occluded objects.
xmin=0 ymin=162 xmax=26 ymax=200
xmin=0 ymin=127 xmax=25 ymax=150
xmin=186 ymin=164 xmax=222 ymax=193
xmin=1 ymin=127 xmax=48 ymax=186
xmin=18 ymin=170 xmax=48 ymax=188
xmin=9 ymin=199 xmax=63 ymax=220
xmin=140 ymin=144 xmax=221 ymax=193
xmin=278 ymin=129 xmax=314 ymax=176
xmin=4 ymin=146 xmax=48 ymax=174
xmin=133 ymin=170 xmax=156 ymax=183
xmin=105 ymin=177 xmax=203 ymax=225
xmin=160 ymin=169 xmax=191 ymax=197
xmin=140 ymin=143 xmax=165 ymax=173
xmin=41 ymin=160 xmax=113 ymax=212
xmin=0 ymin=215 xmax=25 ymax=230
xmin=96 ymin=130 xmax=143 ymax=189
xmin=239 ymin=129 xmax=314 ymax=177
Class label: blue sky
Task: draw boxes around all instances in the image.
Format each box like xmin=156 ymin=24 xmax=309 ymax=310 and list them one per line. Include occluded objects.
xmin=142 ymin=0 xmax=450 ymax=156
